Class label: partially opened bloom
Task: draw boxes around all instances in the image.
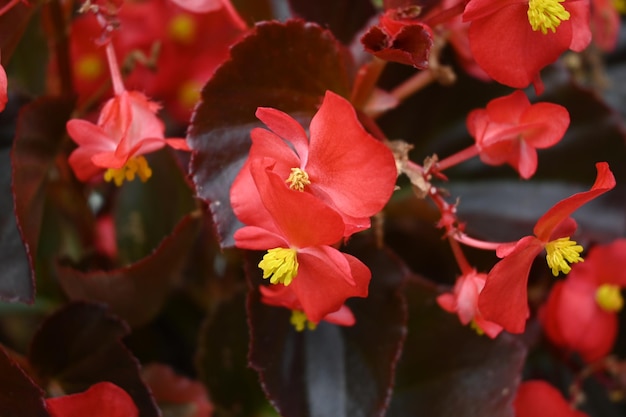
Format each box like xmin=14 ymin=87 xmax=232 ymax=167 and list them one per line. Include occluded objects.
xmin=542 ymin=239 xmax=626 ymax=362
xmin=232 ymin=158 xmax=370 ymax=323
xmin=463 ymin=0 xmax=592 ymax=89
xmin=437 ymin=270 xmax=503 ymax=338
xmin=45 ymin=382 xmax=138 ymax=417
xmin=260 ymin=285 xmax=356 ymax=331
xmin=514 ymin=380 xmax=589 ymax=417
xmin=67 ymin=44 xmax=188 ymax=186
xmin=230 ymin=90 xmax=397 ymax=237
xmin=478 ymin=162 xmax=616 ymax=333
xmin=467 ymin=90 xmax=570 ymax=179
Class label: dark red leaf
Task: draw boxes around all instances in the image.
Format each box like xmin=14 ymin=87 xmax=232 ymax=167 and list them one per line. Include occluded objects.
xmin=196 ymin=292 xmax=269 ymax=416
xmin=56 ymin=213 xmax=201 ymax=327
xmin=9 ymin=96 xmax=74 ymax=303
xmin=28 ymin=302 xmax=159 ymax=417
xmin=0 ymin=345 xmax=48 ymax=417
xmin=386 ymin=277 xmax=527 ymax=417
xmin=247 ymin=235 xmax=407 ymax=417
xmin=0 ymin=0 xmax=34 ymax=62
xmin=288 ymin=0 xmax=377 ymax=44
xmin=188 ymin=19 xmax=353 ymax=248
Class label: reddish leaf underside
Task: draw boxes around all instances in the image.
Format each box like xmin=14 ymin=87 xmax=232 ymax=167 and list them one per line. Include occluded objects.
xmin=0 ymin=346 xmax=48 ymax=417
xmin=9 ymin=96 xmax=75 ymax=303
xmin=247 ymin=236 xmax=408 ymax=417
xmin=188 ymin=19 xmax=352 ymax=247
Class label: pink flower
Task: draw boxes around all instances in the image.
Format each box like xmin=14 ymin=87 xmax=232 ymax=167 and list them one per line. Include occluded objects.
xmin=467 ymin=90 xmax=570 ymax=179
xmin=541 ymin=239 xmax=626 ymax=362
xmin=514 ymin=381 xmax=589 ymax=417
xmin=45 ymin=382 xmax=138 ymax=417
xmin=232 ymin=158 xmax=370 ymax=323
xmin=478 ymin=162 xmax=616 ymax=333
xmin=230 ymin=90 xmax=397 ymax=237
xmin=437 ymin=270 xmax=503 ymax=338
xmin=67 ymin=89 xmax=188 ymax=185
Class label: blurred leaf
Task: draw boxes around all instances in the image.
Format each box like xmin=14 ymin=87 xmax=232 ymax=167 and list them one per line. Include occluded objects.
xmin=0 ymin=0 xmax=35 ymax=63
xmin=28 ymin=302 xmax=159 ymax=417
xmin=56 ymin=212 xmax=201 ymax=327
xmin=0 ymin=345 xmax=48 ymax=417
xmin=197 ymin=292 xmax=268 ymax=417
xmin=288 ymin=0 xmax=378 ymax=44
xmin=387 ymin=278 xmax=527 ymax=417
xmin=188 ymin=19 xmax=353 ymax=248
xmin=247 ymin=235 xmax=407 ymax=417
xmin=114 ymin=149 xmax=196 ymax=265
xmin=8 ymin=96 xmax=74 ymax=303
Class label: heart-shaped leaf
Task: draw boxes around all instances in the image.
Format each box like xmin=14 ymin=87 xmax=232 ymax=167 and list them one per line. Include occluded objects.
xmin=247 ymin=235 xmax=407 ymax=417
xmin=188 ymin=19 xmax=353 ymax=247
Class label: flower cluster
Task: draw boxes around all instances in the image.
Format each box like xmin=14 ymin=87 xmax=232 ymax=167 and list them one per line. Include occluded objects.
xmin=230 ymin=91 xmax=397 ymax=329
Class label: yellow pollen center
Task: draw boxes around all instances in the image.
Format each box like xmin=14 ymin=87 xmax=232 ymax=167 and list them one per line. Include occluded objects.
xmin=286 ymin=168 xmax=311 ymax=192
xmin=103 ymin=155 xmax=153 ymax=187
xmin=75 ymin=54 xmax=104 ymax=81
xmin=596 ymin=284 xmax=624 ymax=312
xmin=613 ymin=0 xmax=626 ymax=14
xmin=527 ymin=0 xmax=571 ymax=34
xmin=290 ymin=310 xmax=317 ymax=332
xmin=545 ymin=237 xmax=584 ymax=276
xmin=168 ymin=14 xmax=196 ymax=44
xmin=258 ymin=248 xmax=299 ymax=286
xmin=177 ymin=80 xmax=202 ymax=111
xmin=470 ymin=319 xmax=485 ymax=336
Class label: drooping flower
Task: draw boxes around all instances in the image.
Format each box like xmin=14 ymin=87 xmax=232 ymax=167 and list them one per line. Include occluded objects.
xmin=45 ymin=382 xmax=138 ymax=417
xmin=514 ymin=380 xmax=589 ymax=417
xmin=463 ymin=0 xmax=592 ymax=89
xmin=437 ymin=269 xmax=503 ymax=338
xmin=361 ymin=6 xmax=434 ymax=69
xmin=541 ymin=239 xmax=626 ymax=362
xmin=478 ymin=162 xmax=616 ymax=333
xmin=232 ymin=158 xmax=371 ymax=323
xmin=230 ymin=90 xmax=397 ymax=237
xmin=260 ymin=285 xmax=356 ymax=331
xmin=467 ymin=90 xmax=570 ymax=179
xmin=67 ymin=43 xmax=189 ymax=186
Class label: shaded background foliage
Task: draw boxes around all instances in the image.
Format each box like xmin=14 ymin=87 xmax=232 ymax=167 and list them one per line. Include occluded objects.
xmin=0 ymin=1 xmax=625 ymax=417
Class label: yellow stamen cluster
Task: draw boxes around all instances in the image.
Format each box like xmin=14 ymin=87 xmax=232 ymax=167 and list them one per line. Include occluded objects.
xmin=545 ymin=237 xmax=584 ymax=276
xmin=104 ymin=155 xmax=153 ymax=187
xmin=614 ymin=0 xmax=626 ymax=14
xmin=177 ymin=80 xmax=201 ymax=111
xmin=470 ymin=319 xmax=485 ymax=336
xmin=258 ymin=248 xmax=299 ymax=286
xmin=596 ymin=284 xmax=624 ymax=312
xmin=286 ymin=167 xmax=311 ymax=192
xmin=168 ymin=13 xmax=196 ymax=44
xmin=527 ymin=0 xmax=571 ymax=34
xmin=290 ymin=310 xmax=317 ymax=332
xmin=75 ymin=54 xmax=104 ymax=81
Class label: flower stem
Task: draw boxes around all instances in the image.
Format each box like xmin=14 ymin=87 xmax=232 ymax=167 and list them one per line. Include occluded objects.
xmin=106 ymin=43 xmax=125 ymax=96
xmin=351 ymin=57 xmax=387 ymax=111
xmin=448 ymin=236 xmax=472 ymax=275
xmin=437 ymin=145 xmax=480 ymax=171
xmin=454 ymin=232 xmax=505 ymax=251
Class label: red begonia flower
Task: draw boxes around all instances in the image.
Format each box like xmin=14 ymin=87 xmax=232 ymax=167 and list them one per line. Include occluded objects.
xmin=463 ymin=0 xmax=592 ymax=89
xmin=478 ymin=162 xmax=615 ymax=333
xmin=437 ymin=270 xmax=503 ymax=338
xmin=467 ymin=90 xmax=569 ymax=179
xmin=361 ymin=7 xmax=434 ymax=69
xmin=45 ymin=382 xmax=138 ymax=417
xmin=231 ymin=90 xmax=397 ymax=237
xmin=590 ymin=0 xmax=620 ymax=51
xmin=67 ymin=89 xmax=188 ymax=185
xmin=260 ymin=284 xmax=356 ymax=331
xmin=514 ymin=380 xmax=589 ymax=417
xmin=142 ymin=363 xmax=213 ymax=417
xmin=233 ymin=159 xmax=370 ymax=323
xmin=541 ymin=239 xmax=626 ymax=362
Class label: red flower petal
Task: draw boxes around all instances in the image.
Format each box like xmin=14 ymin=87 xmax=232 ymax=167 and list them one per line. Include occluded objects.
xmin=307 ymin=91 xmax=397 ymax=219
xmin=0 ymin=62 xmax=7 ymax=112
xmin=45 ymin=382 xmax=138 ymax=417
xmin=533 ymin=162 xmax=616 ymax=241
xmin=254 ymin=107 xmax=310 ymax=165
xmin=514 ymin=380 xmax=589 ymax=417
xmin=479 ymin=236 xmax=544 ymax=333
xmin=293 ymin=246 xmax=370 ymax=322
